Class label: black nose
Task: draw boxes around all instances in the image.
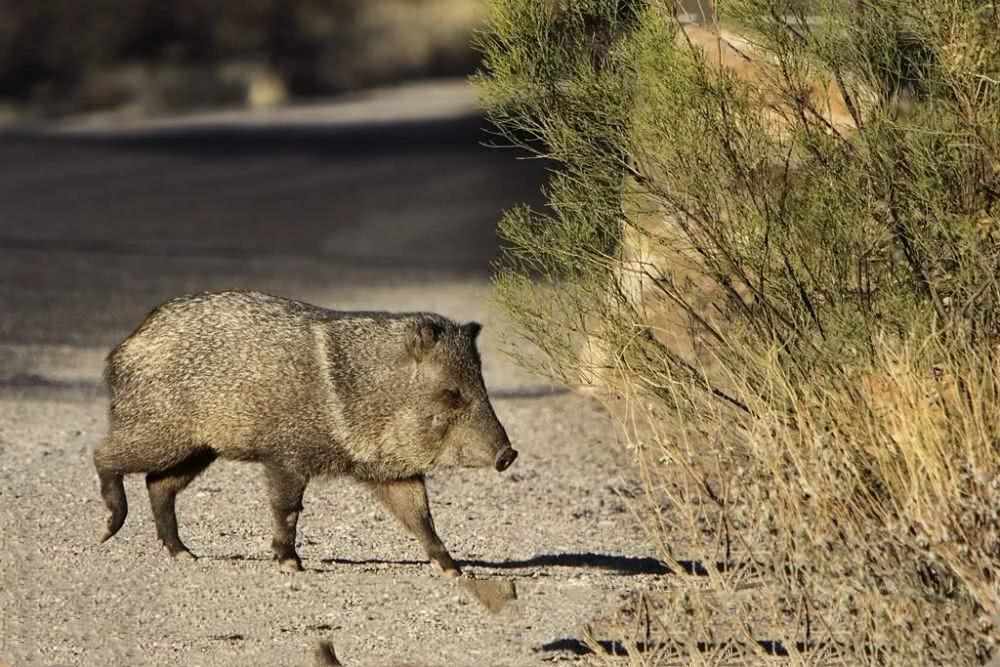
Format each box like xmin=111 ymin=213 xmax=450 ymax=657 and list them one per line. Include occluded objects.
xmin=495 ymin=448 xmax=518 ymax=472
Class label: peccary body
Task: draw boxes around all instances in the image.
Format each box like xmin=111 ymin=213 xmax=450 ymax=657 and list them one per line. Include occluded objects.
xmin=94 ymin=290 xmax=516 ymax=574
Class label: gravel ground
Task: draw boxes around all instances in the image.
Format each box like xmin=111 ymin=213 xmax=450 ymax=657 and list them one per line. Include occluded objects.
xmin=0 ymin=82 xmax=664 ymax=667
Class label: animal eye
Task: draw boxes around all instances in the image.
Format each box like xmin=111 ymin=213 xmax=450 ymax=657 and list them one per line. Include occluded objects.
xmin=440 ymin=389 xmax=464 ymax=408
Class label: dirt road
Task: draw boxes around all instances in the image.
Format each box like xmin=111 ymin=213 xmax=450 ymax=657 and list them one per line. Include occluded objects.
xmin=0 ymin=81 xmax=661 ymax=667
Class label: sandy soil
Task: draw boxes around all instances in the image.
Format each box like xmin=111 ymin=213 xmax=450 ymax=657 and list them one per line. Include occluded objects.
xmin=0 ymin=82 xmax=666 ymax=667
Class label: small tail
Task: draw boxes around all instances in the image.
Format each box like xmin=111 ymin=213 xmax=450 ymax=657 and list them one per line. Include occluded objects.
xmin=98 ymin=469 xmax=128 ymax=542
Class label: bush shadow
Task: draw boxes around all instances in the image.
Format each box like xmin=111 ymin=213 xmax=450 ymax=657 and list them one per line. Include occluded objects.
xmin=539 ymin=637 xmax=824 ymax=658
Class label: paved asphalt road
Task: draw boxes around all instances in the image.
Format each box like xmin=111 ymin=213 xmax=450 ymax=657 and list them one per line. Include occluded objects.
xmin=0 ymin=81 xmax=662 ymax=667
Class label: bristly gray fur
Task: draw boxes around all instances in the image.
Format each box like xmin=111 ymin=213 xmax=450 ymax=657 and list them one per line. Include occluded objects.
xmin=93 ymin=290 xmax=514 ymax=574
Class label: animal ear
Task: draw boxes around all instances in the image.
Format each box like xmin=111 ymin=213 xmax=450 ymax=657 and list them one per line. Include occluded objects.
xmin=463 ymin=322 xmax=482 ymax=340
xmin=407 ymin=319 xmax=440 ymax=360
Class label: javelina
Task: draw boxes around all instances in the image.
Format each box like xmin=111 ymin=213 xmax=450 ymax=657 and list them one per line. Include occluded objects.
xmin=93 ymin=290 xmax=517 ymax=575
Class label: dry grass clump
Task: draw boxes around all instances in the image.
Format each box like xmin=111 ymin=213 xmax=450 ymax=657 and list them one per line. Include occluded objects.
xmin=477 ymin=0 xmax=1000 ymax=662
xmin=573 ymin=335 xmax=998 ymax=665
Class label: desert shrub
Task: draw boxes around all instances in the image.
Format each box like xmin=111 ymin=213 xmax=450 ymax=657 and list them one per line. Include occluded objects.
xmin=476 ymin=0 xmax=1000 ymax=663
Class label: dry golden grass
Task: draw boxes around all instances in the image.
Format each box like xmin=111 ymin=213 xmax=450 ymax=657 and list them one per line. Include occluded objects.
xmin=577 ymin=336 xmax=999 ymax=665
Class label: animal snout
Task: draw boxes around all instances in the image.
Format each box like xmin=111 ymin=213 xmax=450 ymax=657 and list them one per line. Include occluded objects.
xmin=494 ymin=447 xmax=518 ymax=472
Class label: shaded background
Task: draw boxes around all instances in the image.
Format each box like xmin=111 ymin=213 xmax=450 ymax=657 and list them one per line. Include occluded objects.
xmin=0 ymin=0 xmax=485 ymax=117
xmin=0 ymin=0 xmax=549 ymax=350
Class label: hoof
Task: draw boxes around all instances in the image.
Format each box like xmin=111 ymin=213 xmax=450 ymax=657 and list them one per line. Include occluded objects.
xmin=279 ymin=557 xmax=303 ymax=572
xmin=433 ymin=560 xmax=462 ymax=578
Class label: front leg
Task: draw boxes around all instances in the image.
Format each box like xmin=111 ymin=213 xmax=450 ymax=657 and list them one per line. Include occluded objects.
xmin=372 ymin=475 xmax=460 ymax=577
xmin=265 ymin=464 xmax=308 ymax=572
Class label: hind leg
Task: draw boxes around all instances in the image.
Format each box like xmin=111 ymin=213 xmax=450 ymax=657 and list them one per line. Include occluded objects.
xmin=94 ymin=435 xmax=132 ymax=543
xmin=264 ymin=464 xmax=308 ymax=572
xmin=98 ymin=469 xmax=128 ymax=542
xmin=146 ymin=449 xmax=216 ymax=558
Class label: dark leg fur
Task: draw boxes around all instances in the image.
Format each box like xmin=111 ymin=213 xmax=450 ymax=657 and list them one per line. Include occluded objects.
xmin=265 ymin=464 xmax=308 ymax=571
xmin=99 ymin=471 xmax=128 ymax=542
xmin=145 ymin=449 xmax=216 ymax=558
xmin=372 ymin=475 xmax=460 ymax=576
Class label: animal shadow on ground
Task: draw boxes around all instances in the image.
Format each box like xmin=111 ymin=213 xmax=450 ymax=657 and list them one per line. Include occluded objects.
xmin=461 ymin=552 xmax=693 ymax=576
xmin=197 ymin=551 xmax=726 ymax=579
xmin=322 ymin=552 xmax=674 ymax=576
